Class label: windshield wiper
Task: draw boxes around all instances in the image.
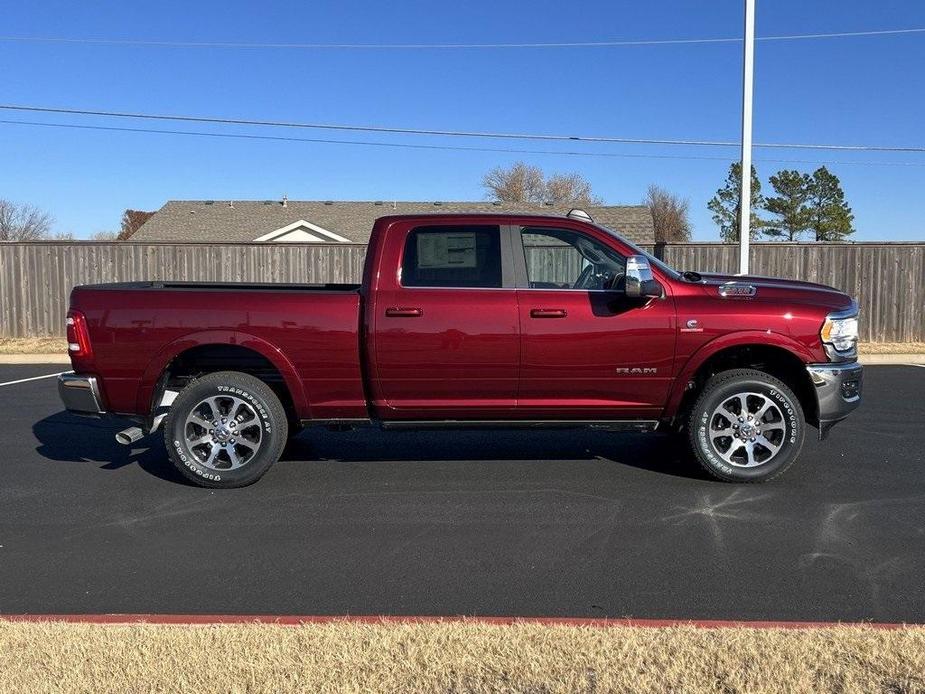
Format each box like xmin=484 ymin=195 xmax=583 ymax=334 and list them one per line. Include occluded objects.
xmin=680 ymin=270 xmax=703 ymax=282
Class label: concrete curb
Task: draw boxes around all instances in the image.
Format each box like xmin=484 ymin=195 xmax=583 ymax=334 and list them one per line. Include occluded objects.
xmin=860 ymin=354 xmax=925 ymax=365
xmin=0 ymin=354 xmax=71 ymax=364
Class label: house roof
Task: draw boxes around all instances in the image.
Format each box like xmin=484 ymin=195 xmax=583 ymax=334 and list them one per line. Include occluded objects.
xmin=131 ymin=200 xmax=655 ymax=245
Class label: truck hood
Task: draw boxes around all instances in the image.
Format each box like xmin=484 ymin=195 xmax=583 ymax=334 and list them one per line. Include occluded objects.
xmin=696 ymin=273 xmax=855 ymax=312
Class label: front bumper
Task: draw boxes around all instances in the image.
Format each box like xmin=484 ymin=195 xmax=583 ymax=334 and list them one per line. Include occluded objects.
xmin=806 ymin=361 xmax=862 ymax=438
xmin=58 ymin=373 xmax=105 ymax=416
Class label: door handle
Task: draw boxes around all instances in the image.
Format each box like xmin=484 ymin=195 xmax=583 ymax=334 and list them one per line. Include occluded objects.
xmin=385 ymin=307 xmax=423 ymax=318
xmin=530 ymin=308 xmax=568 ymax=318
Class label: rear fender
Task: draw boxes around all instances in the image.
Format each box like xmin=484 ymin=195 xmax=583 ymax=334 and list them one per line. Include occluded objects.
xmin=136 ymin=330 xmax=309 ymax=418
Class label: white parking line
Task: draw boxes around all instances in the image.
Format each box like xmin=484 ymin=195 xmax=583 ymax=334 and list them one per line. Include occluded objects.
xmin=0 ymin=371 xmax=72 ymax=387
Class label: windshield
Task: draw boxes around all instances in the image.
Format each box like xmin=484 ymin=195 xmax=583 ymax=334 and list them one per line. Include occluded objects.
xmin=596 ymin=224 xmax=682 ymax=280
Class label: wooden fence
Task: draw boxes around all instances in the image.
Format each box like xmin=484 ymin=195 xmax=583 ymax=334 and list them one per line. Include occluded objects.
xmin=0 ymin=241 xmax=922 ymax=341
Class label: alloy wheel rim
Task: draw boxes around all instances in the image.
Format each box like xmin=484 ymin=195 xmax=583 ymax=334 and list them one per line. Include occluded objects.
xmin=184 ymin=395 xmax=263 ymax=470
xmin=708 ymin=391 xmax=787 ymax=468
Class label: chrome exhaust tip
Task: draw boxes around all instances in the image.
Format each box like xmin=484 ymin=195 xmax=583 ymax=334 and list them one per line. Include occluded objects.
xmin=115 ymin=426 xmax=145 ymax=445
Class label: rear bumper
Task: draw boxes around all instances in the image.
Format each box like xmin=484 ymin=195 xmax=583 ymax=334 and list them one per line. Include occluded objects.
xmin=58 ymin=373 xmax=105 ymax=416
xmin=806 ymin=362 xmax=862 ymax=438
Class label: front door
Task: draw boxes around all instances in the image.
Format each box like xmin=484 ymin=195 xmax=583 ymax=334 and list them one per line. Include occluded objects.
xmin=515 ymin=225 xmax=676 ymax=419
xmin=372 ymin=223 xmax=520 ymax=418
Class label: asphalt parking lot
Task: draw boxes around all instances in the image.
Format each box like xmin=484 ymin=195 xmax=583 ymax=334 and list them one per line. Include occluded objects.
xmin=0 ymin=363 xmax=923 ymax=622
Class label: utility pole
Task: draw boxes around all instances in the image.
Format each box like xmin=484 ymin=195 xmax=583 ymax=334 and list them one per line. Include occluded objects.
xmin=738 ymin=0 xmax=756 ymax=274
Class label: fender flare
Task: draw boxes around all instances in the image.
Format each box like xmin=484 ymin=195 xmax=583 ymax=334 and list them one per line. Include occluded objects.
xmin=665 ymin=330 xmax=814 ymax=418
xmin=135 ymin=330 xmax=309 ymax=418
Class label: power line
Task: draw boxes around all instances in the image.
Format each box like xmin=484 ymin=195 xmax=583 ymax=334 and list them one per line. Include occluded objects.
xmin=1 ymin=104 xmax=923 ymax=153
xmin=0 ymin=27 xmax=923 ymax=49
xmin=3 ymin=118 xmax=924 ymax=167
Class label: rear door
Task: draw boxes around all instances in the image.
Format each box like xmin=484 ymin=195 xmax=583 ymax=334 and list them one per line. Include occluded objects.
xmin=514 ymin=224 xmax=676 ymax=419
xmin=371 ymin=222 xmax=520 ymax=418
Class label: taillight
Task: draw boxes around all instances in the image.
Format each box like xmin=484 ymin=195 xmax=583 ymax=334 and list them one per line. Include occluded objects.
xmin=66 ymin=309 xmax=92 ymax=358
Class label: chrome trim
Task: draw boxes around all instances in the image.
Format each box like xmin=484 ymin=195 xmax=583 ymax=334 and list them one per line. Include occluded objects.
xmin=625 ymin=255 xmax=662 ymax=299
xmin=821 ymin=300 xmax=860 ymax=362
xmin=823 ymin=342 xmax=858 ymax=362
xmin=805 ymin=362 xmax=863 ymax=438
xmin=718 ymin=282 xmax=757 ymax=297
xmin=57 ymin=374 xmax=105 ymax=415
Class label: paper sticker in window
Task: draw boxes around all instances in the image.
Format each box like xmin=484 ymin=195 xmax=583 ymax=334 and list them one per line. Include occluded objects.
xmin=417 ymin=233 xmax=477 ymax=269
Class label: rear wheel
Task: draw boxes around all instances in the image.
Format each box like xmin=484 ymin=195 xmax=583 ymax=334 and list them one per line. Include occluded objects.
xmin=688 ymin=368 xmax=804 ymax=482
xmin=164 ymin=371 xmax=288 ymax=488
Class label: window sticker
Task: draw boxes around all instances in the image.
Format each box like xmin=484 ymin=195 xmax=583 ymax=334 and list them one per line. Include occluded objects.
xmin=417 ymin=233 xmax=477 ymax=269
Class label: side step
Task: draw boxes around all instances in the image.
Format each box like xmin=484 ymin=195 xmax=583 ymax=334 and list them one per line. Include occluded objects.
xmin=379 ymin=420 xmax=659 ymax=433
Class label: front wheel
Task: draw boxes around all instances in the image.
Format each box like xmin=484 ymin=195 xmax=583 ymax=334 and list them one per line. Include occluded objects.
xmin=164 ymin=371 xmax=288 ymax=488
xmin=688 ymin=368 xmax=805 ymax=483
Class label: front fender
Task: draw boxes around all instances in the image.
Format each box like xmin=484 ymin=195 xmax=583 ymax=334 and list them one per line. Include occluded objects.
xmin=135 ymin=330 xmax=309 ymax=418
xmin=664 ymin=330 xmax=814 ymax=418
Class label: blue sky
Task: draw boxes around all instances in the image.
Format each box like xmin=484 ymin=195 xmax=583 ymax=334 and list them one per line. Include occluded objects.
xmin=1 ymin=1 xmax=923 ymax=240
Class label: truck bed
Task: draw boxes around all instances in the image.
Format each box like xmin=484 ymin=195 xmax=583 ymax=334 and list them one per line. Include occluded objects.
xmin=69 ymin=281 xmax=368 ymax=420
xmin=77 ymin=281 xmax=361 ymax=292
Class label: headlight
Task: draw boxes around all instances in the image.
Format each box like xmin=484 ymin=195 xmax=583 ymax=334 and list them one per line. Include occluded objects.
xmin=821 ymin=308 xmax=859 ymax=360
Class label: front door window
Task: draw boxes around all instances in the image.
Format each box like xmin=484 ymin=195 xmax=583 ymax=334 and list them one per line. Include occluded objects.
xmin=521 ymin=227 xmax=625 ymax=291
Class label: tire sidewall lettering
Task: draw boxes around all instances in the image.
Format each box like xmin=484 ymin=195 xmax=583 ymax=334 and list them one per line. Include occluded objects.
xmin=217 ymin=385 xmax=272 ymax=435
xmin=172 ymin=439 xmax=222 ymax=481
xmin=697 ymin=382 xmax=800 ymax=474
xmin=173 ymin=384 xmax=273 ymax=480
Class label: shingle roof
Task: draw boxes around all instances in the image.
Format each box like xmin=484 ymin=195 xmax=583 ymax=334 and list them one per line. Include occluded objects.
xmin=132 ymin=200 xmax=655 ymax=244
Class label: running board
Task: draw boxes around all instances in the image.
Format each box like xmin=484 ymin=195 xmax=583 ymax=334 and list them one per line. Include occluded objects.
xmin=379 ymin=419 xmax=659 ymax=433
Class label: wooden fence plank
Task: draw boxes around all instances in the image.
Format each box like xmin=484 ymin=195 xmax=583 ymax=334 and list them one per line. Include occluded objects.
xmin=0 ymin=242 xmax=921 ymax=341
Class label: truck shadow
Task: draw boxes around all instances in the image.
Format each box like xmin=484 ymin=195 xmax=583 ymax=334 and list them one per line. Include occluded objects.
xmin=283 ymin=426 xmax=705 ymax=479
xmin=32 ymin=411 xmax=190 ymax=485
xmin=32 ymin=411 xmax=706 ymax=482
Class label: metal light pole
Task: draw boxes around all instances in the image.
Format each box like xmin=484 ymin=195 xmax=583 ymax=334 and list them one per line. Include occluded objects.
xmin=737 ymin=0 xmax=756 ymax=275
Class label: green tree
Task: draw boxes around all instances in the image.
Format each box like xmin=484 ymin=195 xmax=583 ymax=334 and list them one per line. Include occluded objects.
xmin=707 ymin=163 xmax=764 ymax=242
xmin=764 ymin=170 xmax=812 ymax=241
xmin=806 ymin=167 xmax=854 ymax=241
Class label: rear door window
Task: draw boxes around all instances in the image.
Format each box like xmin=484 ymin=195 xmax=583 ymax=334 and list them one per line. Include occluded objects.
xmin=401 ymin=225 xmax=503 ymax=288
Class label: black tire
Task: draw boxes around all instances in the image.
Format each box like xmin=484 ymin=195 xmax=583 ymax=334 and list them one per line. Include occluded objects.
xmin=687 ymin=368 xmax=805 ymax=483
xmin=164 ymin=371 xmax=288 ymax=488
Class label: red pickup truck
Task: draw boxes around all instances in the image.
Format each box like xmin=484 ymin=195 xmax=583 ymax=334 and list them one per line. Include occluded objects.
xmin=59 ymin=211 xmax=862 ymax=487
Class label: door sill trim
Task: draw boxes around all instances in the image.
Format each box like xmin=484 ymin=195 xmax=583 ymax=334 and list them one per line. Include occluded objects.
xmin=379 ymin=419 xmax=659 ymax=432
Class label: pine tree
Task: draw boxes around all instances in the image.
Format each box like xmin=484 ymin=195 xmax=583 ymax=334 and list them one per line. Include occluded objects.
xmin=764 ymin=170 xmax=812 ymax=241
xmin=806 ymin=167 xmax=854 ymax=241
xmin=707 ymin=163 xmax=765 ymax=242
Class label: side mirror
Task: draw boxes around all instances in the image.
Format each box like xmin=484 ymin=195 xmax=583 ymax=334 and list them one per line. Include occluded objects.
xmin=624 ymin=255 xmax=662 ymax=299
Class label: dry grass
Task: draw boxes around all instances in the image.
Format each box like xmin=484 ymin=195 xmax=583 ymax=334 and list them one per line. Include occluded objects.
xmin=0 ymin=337 xmax=66 ymax=354
xmin=858 ymin=342 xmax=925 ymax=354
xmin=1 ymin=621 xmax=924 ymax=693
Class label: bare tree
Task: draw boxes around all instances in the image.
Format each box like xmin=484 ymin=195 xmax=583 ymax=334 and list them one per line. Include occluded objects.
xmin=482 ymin=162 xmax=546 ymax=203
xmin=545 ymin=173 xmax=602 ymax=206
xmin=89 ymin=230 xmax=119 ymax=240
xmin=645 ymin=185 xmax=691 ymax=242
xmin=118 ymin=209 xmax=155 ymax=240
xmin=482 ymin=162 xmax=600 ymax=205
xmin=0 ymin=199 xmax=53 ymax=240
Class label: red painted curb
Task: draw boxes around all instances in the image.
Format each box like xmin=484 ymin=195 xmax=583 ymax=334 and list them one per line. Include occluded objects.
xmin=0 ymin=614 xmax=916 ymax=629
